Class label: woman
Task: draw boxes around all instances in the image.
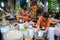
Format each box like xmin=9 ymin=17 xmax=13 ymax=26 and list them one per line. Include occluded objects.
xmin=37 ymin=12 xmax=50 ymax=40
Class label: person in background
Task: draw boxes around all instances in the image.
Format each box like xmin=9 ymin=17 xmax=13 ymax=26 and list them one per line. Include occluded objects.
xmin=22 ymin=13 xmax=29 ymax=22
xmin=37 ymin=0 xmax=45 ymax=8
xmin=31 ymin=3 xmax=38 ymax=19
xmin=37 ymin=12 xmax=50 ymax=39
xmin=37 ymin=0 xmax=45 ymax=14
xmin=20 ymin=0 xmax=26 ymax=8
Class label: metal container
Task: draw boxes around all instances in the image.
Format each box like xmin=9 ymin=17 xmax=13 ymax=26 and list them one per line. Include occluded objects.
xmin=35 ymin=29 xmax=44 ymax=40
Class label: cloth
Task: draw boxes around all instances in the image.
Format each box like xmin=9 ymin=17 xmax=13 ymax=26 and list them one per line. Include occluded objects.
xmin=31 ymin=5 xmax=38 ymax=18
xmin=31 ymin=5 xmax=38 ymax=12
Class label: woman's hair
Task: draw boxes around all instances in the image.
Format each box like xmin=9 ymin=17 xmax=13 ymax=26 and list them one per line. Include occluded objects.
xmin=43 ymin=12 xmax=49 ymax=18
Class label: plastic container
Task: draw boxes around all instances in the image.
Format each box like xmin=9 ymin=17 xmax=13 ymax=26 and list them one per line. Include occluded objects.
xmin=1 ymin=26 xmax=10 ymax=33
xmin=27 ymin=28 xmax=35 ymax=38
xmin=47 ymin=27 xmax=55 ymax=40
xmin=3 ymin=30 xmax=23 ymax=40
xmin=19 ymin=23 xmax=24 ymax=29
xmin=35 ymin=30 xmax=44 ymax=39
xmin=20 ymin=28 xmax=29 ymax=36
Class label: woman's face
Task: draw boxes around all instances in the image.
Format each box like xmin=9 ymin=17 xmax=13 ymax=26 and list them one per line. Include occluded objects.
xmin=43 ymin=17 xmax=48 ymax=21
